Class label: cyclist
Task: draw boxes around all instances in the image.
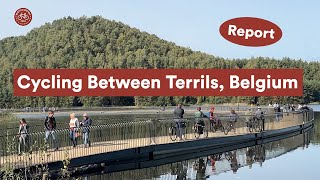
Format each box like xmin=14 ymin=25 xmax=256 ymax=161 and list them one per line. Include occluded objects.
xmin=254 ymin=107 xmax=263 ymax=120
xmin=227 ymin=109 xmax=238 ymax=133
xmin=245 ymin=108 xmax=252 ymax=118
xmin=229 ymin=109 xmax=239 ymax=121
xmin=194 ymin=107 xmax=205 ymax=135
xmin=209 ymin=106 xmax=215 ymax=120
xmin=174 ymin=104 xmax=185 ymax=141
xmin=209 ymin=106 xmax=216 ymax=128
xmin=274 ymin=103 xmax=281 ymax=113
xmin=245 ymin=108 xmax=254 ymax=129
xmin=195 ymin=107 xmax=204 ymax=118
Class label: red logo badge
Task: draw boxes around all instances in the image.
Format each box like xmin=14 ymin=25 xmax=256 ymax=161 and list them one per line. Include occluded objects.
xmin=14 ymin=8 xmax=32 ymax=26
xmin=219 ymin=17 xmax=282 ymax=47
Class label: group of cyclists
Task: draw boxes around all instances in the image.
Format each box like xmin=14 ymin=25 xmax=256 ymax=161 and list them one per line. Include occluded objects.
xmin=171 ymin=104 xmax=267 ymax=141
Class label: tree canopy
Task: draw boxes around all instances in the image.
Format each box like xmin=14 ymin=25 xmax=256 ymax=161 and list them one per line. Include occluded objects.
xmin=0 ymin=16 xmax=319 ymax=108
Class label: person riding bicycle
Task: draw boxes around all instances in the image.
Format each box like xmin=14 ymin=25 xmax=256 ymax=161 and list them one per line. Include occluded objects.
xmin=254 ymin=107 xmax=264 ymax=120
xmin=209 ymin=106 xmax=216 ymax=126
xmin=228 ymin=109 xmax=239 ymax=126
xmin=209 ymin=106 xmax=223 ymax=130
xmin=209 ymin=106 xmax=215 ymax=120
xmin=194 ymin=107 xmax=205 ymax=134
xmin=245 ymin=108 xmax=254 ymax=128
xmin=174 ymin=104 xmax=185 ymax=140
xmin=245 ymin=108 xmax=252 ymax=118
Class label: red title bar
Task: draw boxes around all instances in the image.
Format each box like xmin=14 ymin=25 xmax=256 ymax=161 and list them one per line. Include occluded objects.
xmin=13 ymin=69 xmax=303 ymax=96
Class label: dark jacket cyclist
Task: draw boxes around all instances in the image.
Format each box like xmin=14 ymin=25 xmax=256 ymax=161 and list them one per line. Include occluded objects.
xmin=194 ymin=107 xmax=205 ymax=134
xmin=173 ymin=104 xmax=185 ymax=140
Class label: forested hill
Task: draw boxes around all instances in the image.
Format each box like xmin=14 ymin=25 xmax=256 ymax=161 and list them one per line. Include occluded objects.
xmin=0 ymin=16 xmax=319 ymax=108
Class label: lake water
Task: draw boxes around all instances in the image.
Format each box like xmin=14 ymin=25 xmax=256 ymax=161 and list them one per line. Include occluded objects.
xmin=79 ymin=107 xmax=320 ymax=180
xmin=1 ymin=105 xmax=319 ymax=179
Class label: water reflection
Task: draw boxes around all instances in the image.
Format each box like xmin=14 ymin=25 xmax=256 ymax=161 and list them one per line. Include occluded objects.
xmin=310 ymin=112 xmax=320 ymax=144
xmin=77 ymin=123 xmax=315 ymax=180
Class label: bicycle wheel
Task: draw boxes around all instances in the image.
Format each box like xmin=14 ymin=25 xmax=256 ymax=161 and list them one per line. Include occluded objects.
xmin=254 ymin=120 xmax=261 ymax=132
xmin=210 ymin=122 xmax=216 ymax=133
xmin=212 ymin=126 xmax=217 ymax=133
xmin=203 ymin=127 xmax=209 ymax=138
xmin=214 ymin=154 xmax=222 ymax=160
xmin=257 ymin=119 xmax=263 ymax=132
xmin=194 ymin=126 xmax=200 ymax=139
xmin=224 ymin=125 xmax=229 ymax=135
xmin=224 ymin=152 xmax=232 ymax=161
xmin=183 ymin=127 xmax=187 ymax=140
xmin=245 ymin=121 xmax=252 ymax=132
xmin=232 ymin=123 xmax=236 ymax=133
xmin=169 ymin=127 xmax=177 ymax=141
xmin=249 ymin=125 xmax=254 ymax=132
xmin=220 ymin=124 xmax=225 ymax=132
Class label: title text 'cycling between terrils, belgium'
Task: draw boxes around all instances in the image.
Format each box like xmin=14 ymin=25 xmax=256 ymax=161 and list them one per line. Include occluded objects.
xmin=16 ymin=74 xmax=298 ymax=93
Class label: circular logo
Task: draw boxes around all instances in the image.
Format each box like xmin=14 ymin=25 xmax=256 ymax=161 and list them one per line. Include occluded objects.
xmin=14 ymin=8 xmax=32 ymax=26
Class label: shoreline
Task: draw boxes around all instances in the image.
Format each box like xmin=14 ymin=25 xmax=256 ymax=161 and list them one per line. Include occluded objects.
xmin=13 ymin=108 xmax=240 ymax=118
xmin=11 ymin=105 xmax=254 ymax=119
xmin=7 ymin=104 xmax=319 ymax=120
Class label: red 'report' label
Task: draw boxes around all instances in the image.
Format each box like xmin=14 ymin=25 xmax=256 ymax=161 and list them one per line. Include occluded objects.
xmin=219 ymin=17 xmax=282 ymax=47
xmin=13 ymin=69 xmax=303 ymax=97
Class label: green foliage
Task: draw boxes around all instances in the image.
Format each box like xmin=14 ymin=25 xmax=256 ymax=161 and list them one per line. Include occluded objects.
xmin=0 ymin=16 xmax=319 ymax=108
xmin=0 ymin=112 xmax=17 ymax=123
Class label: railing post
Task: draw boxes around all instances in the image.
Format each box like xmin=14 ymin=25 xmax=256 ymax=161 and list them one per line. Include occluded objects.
xmin=262 ymin=117 xmax=265 ymax=131
xmin=148 ymin=119 xmax=156 ymax=145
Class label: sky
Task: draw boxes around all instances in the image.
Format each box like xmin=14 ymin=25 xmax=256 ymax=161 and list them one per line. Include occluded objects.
xmin=0 ymin=0 xmax=319 ymax=61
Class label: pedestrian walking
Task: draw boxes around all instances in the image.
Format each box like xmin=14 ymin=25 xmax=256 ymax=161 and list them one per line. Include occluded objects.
xmin=173 ymin=104 xmax=185 ymax=141
xmin=69 ymin=113 xmax=80 ymax=147
xmin=18 ymin=118 xmax=29 ymax=155
xmin=44 ymin=110 xmax=59 ymax=151
xmin=80 ymin=113 xmax=92 ymax=148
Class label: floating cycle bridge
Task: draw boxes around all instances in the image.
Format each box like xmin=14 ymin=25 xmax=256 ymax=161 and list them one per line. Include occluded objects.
xmin=0 ymin=109 xmax=315 ymax=177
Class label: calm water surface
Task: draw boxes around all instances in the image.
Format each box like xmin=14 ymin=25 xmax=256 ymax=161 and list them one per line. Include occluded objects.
xmin=2 ymin=105 xmax=319 ymax=179
xmin=81 ymin=107 xmax=320 ymax=180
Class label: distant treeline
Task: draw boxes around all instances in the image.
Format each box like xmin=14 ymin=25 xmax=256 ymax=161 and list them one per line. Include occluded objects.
xmin=0 ymin=16 xmax=319 ymax=108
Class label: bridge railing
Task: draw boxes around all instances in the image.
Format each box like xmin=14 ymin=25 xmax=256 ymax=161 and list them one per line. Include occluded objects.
xmin=0 ymin=105 xmax=303 ymax=136
xmin=0 ymin=109 xmax=314 ymax=171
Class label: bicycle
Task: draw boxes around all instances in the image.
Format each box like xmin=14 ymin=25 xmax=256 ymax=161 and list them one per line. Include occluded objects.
xmin=247 ymin=115 xmax=264 ymax=132
xmin=254 ymin=116 xmax=263 ymax=132
xmin=224 ymin=120 xmax=236 ymax=135
xmin=246 ymin=118 xmax=255 ymax=132
xmin=18 ymin=13 xmax=30 ymax=21
xmin=224 ymin=151 xmax=233 ymax=161
xmin=193 ymin=123 xmax=208 ymax=139
xmin=168 ymin=125 xmax=178 ymax=141
xmin=169 ymin=121 xmax=187 ymax=141
xmin=208 ymin=153 xmax=222 ymax=163
xmin=209 ymin=118 xmax=225 ymax=133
